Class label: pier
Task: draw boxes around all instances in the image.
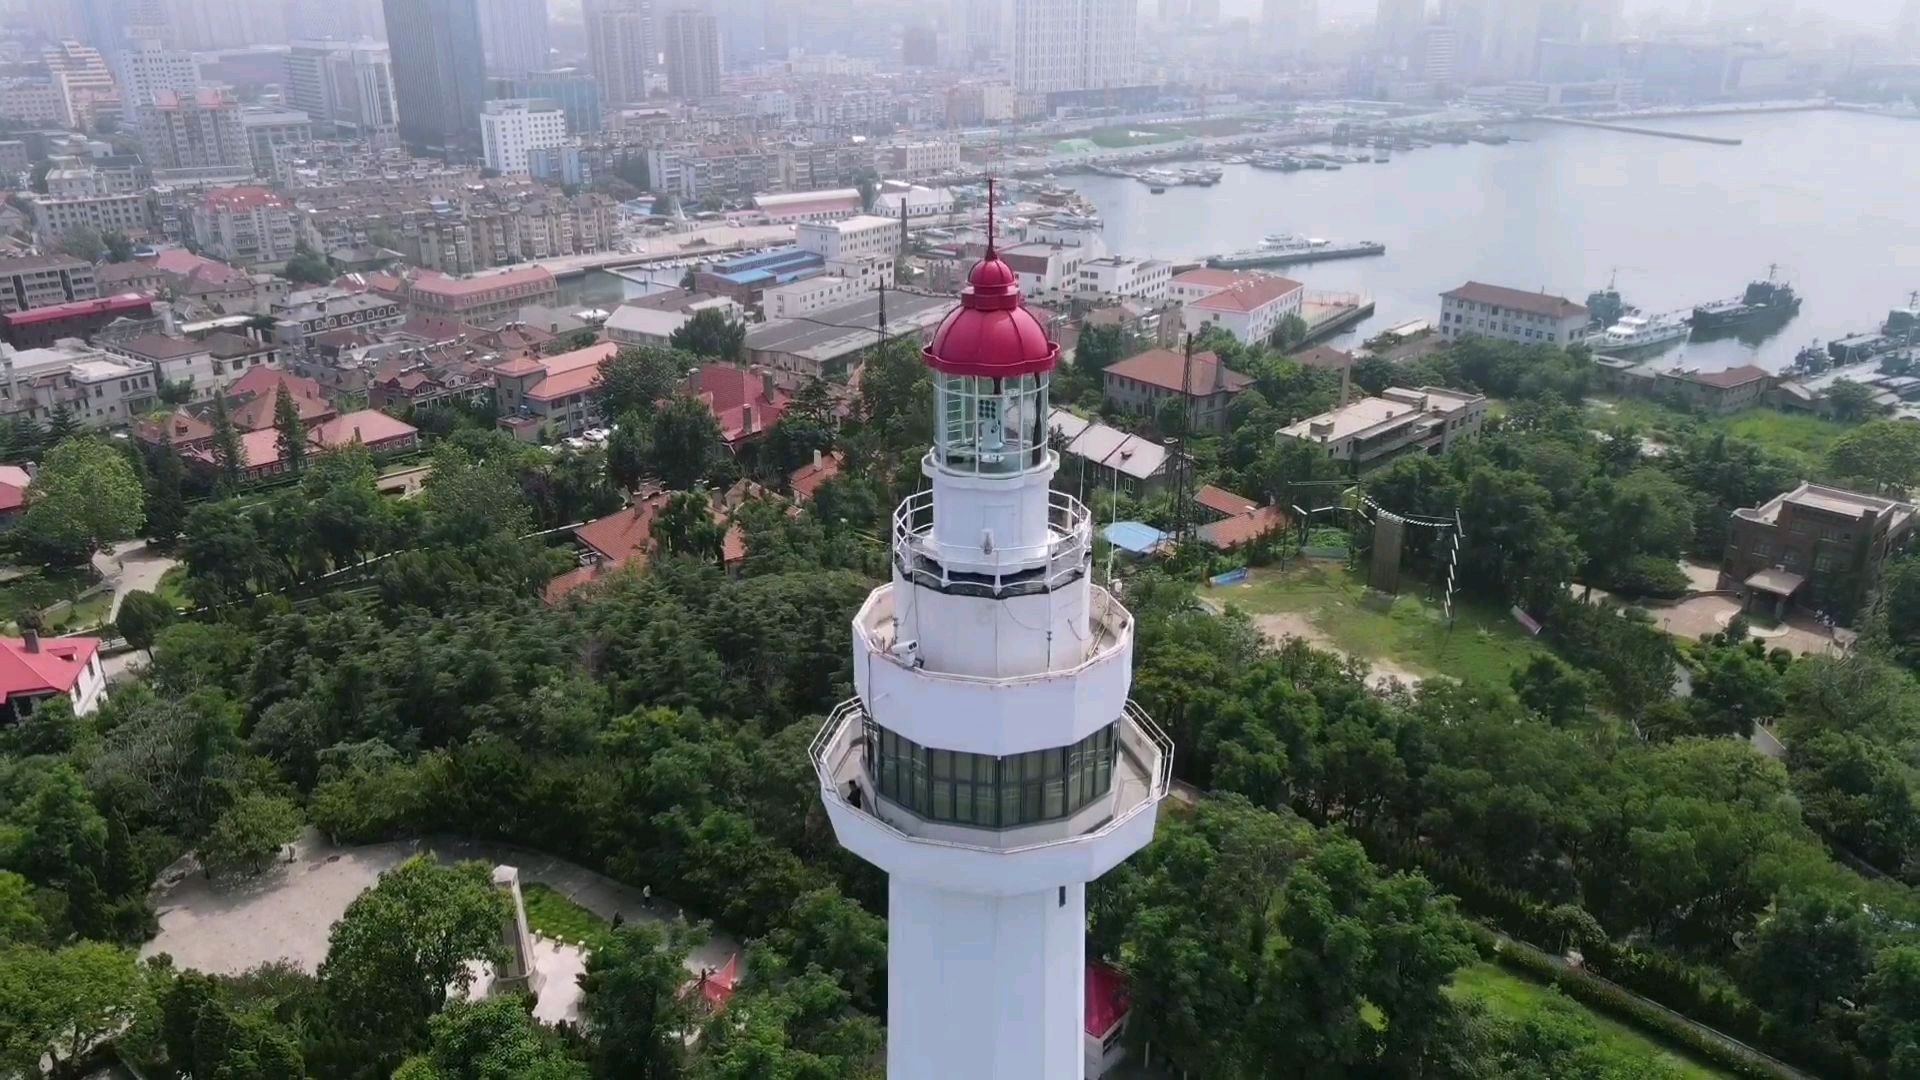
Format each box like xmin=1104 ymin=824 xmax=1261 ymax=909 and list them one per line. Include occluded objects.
xmin=1299 ymin=291 xmax=1375 ymax=345
xmin=1534 ymin=116 xmax=1743 ymax=145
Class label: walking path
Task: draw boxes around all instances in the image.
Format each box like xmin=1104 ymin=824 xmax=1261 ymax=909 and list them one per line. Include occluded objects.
xmin=90 ymin=539 xmax=177 ymax=621
xmin=145 ymin=829 xmax=739 ymax=1024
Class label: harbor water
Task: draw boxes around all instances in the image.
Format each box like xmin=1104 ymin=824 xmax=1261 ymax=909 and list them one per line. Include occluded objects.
xmin=1060 ymin=109 xmax=1920 ymax=373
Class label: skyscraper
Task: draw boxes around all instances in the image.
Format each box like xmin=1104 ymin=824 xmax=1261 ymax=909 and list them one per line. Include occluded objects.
xmin=1262 ymin=0 xmax=1318 ymax=57
xmin=117 ymin=38 xmax=200 ymax=108
xmin=1374 ymin=0 xmax=1425 ymax=56
xmin=477 ymin=0 xmax=552 ymax=76
xmin=812 ymin=227 xmax=1172 ymax=1080
xmin=381 ymin=0 xmax=488 ymax=154
xmin=587 ymin=0 xmax=653 ymax=107
xmin=1012 ymin=0 xmax=1138 ymax=95
xmin=286 ymin=40 xmax=401 ymax=144
xmin=662 ymin=8 xmax=721 ymax=100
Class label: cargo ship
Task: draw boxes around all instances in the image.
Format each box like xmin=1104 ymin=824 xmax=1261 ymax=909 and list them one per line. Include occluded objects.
xmin=1206 ymin=234 xmax=1386 ymax=269
xmin=1690 ymin=268 xmax=1802 ymax=332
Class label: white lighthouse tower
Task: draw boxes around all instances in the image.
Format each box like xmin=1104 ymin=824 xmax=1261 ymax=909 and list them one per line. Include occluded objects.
xmin=811 ymin=203 xmax=1172 ymax=1080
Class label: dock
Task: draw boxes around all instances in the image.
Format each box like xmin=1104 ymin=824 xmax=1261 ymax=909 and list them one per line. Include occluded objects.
xmin=1534 ymin=116 xmax=1742 ymax=145
xmin=1299 ymin=291 xmax=1375 ymax=345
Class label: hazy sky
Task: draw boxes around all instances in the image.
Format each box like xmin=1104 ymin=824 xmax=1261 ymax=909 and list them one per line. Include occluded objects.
xmin=1220 ymin=0 xmax=1906 ymax=25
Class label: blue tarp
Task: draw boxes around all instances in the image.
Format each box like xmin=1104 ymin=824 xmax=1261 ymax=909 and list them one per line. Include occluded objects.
xmin=1103 ymin=521 xmax=1168 ymax=555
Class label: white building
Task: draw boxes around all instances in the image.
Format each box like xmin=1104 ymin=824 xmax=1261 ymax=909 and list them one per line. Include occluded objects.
xmin=480 ymin=99 xmax=570 ymax=176
xmin=753 ymin=189 xmax=863 ymax=224
xmin=1177 ymin=270 xmax=1305 ymax=345
xmin=889 ymin=140 xmax=962 ymax=176
xmin=1012 ymin=0 xmax=1139 ymax=93
xmin=604 ymin=295 xmax=742 ymax=347
xmin=285 ymin=40 xmax=400 ymax=143
xmin=1001 ymin=242 xmax=1089 ymax=299
xmin=797 ymin=214 xmax=901 ymax=264
xmin=117 ymin=39 xmax=200 ymax=108
xmin=1076 ymin=256 xmax=1171 ymax=304
xmin=1278 ymin=386 xmax=1488 ymax=469
xmin=764 ymin=275 xmax=865 ymax=319
xmin=1438 ymin=281 xmax=1589 ymax=346
xmin=875 ymin=185 xmax=957 ymax=221
xmin=191 ymin=187 xmax=299 ymax=266
xmin=27 ymin=192 xmax=152 ymax=242
xmin=812 ymin=245 xmax=1170 ymax=1080
xmin=0 ymin=340 xmax=156 ymax=429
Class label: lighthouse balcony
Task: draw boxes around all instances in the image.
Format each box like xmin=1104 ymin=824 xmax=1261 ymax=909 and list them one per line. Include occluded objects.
xmin=810 ymin=698 xmax=1173 ymax=897
xmin=891 ymin=485 xmax=1092 ymax=596
xmin=853 ymin=582 xmax=1134 ymax=756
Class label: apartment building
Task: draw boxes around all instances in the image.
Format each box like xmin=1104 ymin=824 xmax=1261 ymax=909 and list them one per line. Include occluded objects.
xmin=1278 ymin=386 xmax=1488 ymax=469
xmin=1181 ymin=272 xmax=1305 ymax=345
xmin=0 ymin=295 xmax=157 ymax=350
xmin=285 ymin=40 xmax=400 ymax=144
xmin=403 ymin=266 xmax=560 ymax=326
xmin=480 ymin=99 xmax=569 ymax=176
xmin=0 ymin=256 xmax=99 ymax=315
xmin=1077 ymin=256 xmax=1171 ymax=304
xmin=889 ymin=140 xmax=962 ymax=176
xmin=764 ymin=275 xmax=866 ymax=319
xmin=493 ymin=340 xmax=617 ymax=440
xmin=240 ymin=106 xmax=314 ymax=178
xmin=1102 ymin=348 xmax=1251 ymax=434
xmin=0 ymin=340 xmax=157 ymax=430
xmin=138 ymin=89 xmax=253 ymax=181
xmin=191 ymin=187 xmax=300 ymax=266
xmin=1438 ymin=281 xmax=1589 ymax=345
xmin=1727 ymin=482 xmax=1918 ymax=621
xmin=27 ymin=191 xmax=153 ymax=242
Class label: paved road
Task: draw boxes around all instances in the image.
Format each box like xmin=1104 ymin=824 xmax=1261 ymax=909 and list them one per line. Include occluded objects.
xmin=90 ymin=539 xmax=178 ymax=621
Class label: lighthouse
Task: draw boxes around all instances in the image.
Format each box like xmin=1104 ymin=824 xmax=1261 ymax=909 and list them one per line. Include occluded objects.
xmin=811 ymin=197 xmax=1172 ymax=1079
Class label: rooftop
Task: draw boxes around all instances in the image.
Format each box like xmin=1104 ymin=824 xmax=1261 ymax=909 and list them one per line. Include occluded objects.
xmin=1048 ymin=408 xmax=1168 ymax=481
xmin=1279 ymin=386 xmax=1485 ymax=444
xmin=200 ymin=186 xmax=290 ymax=211
xmin=407 ymin=266 xmax=556 ymax=300
xmin=1104 ymin=348 xmax=1250 ymax=397
xmin=1195 ymin=484 xmax=1258 ymax=517
xmin=1662 ymin=364 xmax=1772 ymax=389
xmin=0 ymin=253 xmax=89 ymax=272
xmin=2 ymin=293 xmax=151 ymax=327
xmin=746 ymin=291 xmax=953 ymax=364
xmin=754 ymin=188 xmax=860 ymax=208
xmin=1442 ymin=281 xmax=1587 ymax=320
xmin=0 ymin=635 xmax=100 ymax=704
xmin=113 ymin=333 xmax=208 ymax=361
xmin=1738 ymin=481 xmax=1918 ymax=528
xmin=605 ymin=305 xmax=696 ymax=340
xmin=1190 ymin=274 xmax=1304 ymax=313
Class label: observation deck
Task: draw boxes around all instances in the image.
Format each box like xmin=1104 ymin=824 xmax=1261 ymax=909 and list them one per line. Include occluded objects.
xmin=892 ymin=475 xmax=1092 ymax=593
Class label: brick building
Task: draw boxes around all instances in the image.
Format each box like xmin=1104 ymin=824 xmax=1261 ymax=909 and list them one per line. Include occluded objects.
xmin=1724 ymin=482 xmax=1917 ymax=621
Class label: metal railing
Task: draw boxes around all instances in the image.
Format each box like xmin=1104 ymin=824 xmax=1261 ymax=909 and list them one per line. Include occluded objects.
xmin=854 ymin=583 xmax=1133 ymax=687
xmin=891 ymin=487 xmax=1093 ymax=597
xmin=809 ymin=698 xmax=1173 ymax=858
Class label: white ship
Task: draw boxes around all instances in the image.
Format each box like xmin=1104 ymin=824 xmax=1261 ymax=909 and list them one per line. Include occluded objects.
xmin=1587 ymin=311 xmax=1691 ymax=353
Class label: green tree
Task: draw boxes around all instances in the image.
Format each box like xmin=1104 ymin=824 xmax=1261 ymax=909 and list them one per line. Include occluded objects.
xmin=115 ymin=589 xmax=177 ymax=654
xmin=17 ymin=437 xmax=145 ymax=566
xmin=653 ymin=491 xmax=725 ymax=561
xmin=1863 ymin=945 xmax=1920 ymax=1075
xmin=283 ymin=243 xmax=334 ymax=285
xmin=1737 ymin=888 xmax=1874 ymax=1028
xmin=579 ymin=922 xmax=701 ymax=1080
xmin=145 ymin=434 xmax=189 ymax=548
xmin=208 ymin=393 xmax=246 ymax=495
xmin=668 ymin=308 xmax=746 ymax=361
xmin=0 ymin=872 xmax=46 ymax=947
xmin=101 ymin=230 xmax=134 ymax=262
xmin=607 ymin=411 xmax=651 ymax=491
xmin=1828 ymin=419 xmax=1920 ymax=493
xmin=421 ymin=437 xmax=539 ymax=543
xmin=1508 ymin=653 xmax=1591 ymax=726
xmin=274 ymin=383 xmax=308 ymax=473
xmin=1075 ymin=321 xmax=1129 ymax=373
xmin=0 ymin=942 xmax=148 ymax=1080
xmin=1272 ymin=312 xmax=1310 ymax=351
xmin=594 ymin=346 xmax=683 ymax=419
xmin=856 ymin=174 xmax=878 ymax=211
xmin=319 ymin=857 xmax=507 ymax=1074
xmin=649 ymin=396 xmax=722 ymax=491
xmin=57 ymin=225 xmax=106 ymax=263
xmin=394 ymin=995 xmax=587 ymax=1080
xmin=198 ymin=793 xmax=302 ymax=877
xmin=1825 ymin=378 xmax=1880 ymax=422
xmin=45 ymin=402 xmax=79 ymax=443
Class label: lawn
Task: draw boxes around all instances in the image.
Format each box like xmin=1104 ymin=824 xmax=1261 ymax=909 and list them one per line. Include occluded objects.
xmin=155 ymin=565 xmax=191 ymax=610
xmin=1587 ymin=398 xmax=1850 ymax=471
xmin=1086 ymin=126 xmax=1183 ymax=148
xmin=46 ymin=590 xmax=112 ymax=634
xmin=1209 ymin=561 xmax=1547 ymax=686
xmin=1447 ymin=963 xmax=1734 ymax=1080
xmin=520 ymin=882 xmax=611 ymax=950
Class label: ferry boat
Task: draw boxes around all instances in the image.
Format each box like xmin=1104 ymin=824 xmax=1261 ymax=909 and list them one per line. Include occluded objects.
xmin=1206 ymin=236 xmax=1387 ymax=269
xmin=1586 ymin=312 xmax=1691 ymax=353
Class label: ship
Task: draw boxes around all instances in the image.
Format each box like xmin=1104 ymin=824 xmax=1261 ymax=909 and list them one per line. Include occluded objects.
xmin=1206 ymin=235 xmax=1387 ymax=269
xmin=1690 ymin=268 xmax=1802 ymax=332
xmin=1585 ymin=312 xmax=1691 ymax=354
xmin=1886 ymin=291 xmax=1920 ymax=341
xmin=1585 ymin=274 xmax=1635 ymax=329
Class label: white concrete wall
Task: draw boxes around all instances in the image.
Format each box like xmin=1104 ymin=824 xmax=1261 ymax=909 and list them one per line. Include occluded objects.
xmin=888 ymin=879 xmax=1087 ymax=1080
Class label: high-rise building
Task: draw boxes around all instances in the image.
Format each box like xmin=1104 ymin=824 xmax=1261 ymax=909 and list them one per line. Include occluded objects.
xmin=489 ymin=69 xmax=602 ymax=134
xmin=662 ymin=8 xmax=722 ymax=100
xmin=1262 ymin=0 xmax=1318 ymax=57
xmin=478 ymin=0 xmax=552 ymax=76
xmin=812 ymin=234 xmax=1171 ymax=1080
xmin=1012 ymin=0 xmax=1138 ymax=95
xmin=382 ymin=0 xmax=488 ymax=154
xmin=116 ymin=38 xmax=200 ymax=108
xmin=1374 ymin=0 xmax=1425 ymax=56
xmin=1478 ymin=0 xmax=1541 ymax=79
xmin=286 ymin=40 xmax=401 ymax=144
xmin=1421 ymin=23 xmax=1458 ymax=82
xmin=43 ymin=40 xmax=118 ymax=131
xmin=138 ymin=88 xmax=252 ymax=179
xmin=479 ymin=98 xmax=568 ymax=174
xmin=587 ymin=0 xmax=653 ymax=107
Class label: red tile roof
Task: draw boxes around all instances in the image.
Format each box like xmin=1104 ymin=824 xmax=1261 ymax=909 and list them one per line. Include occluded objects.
xmin=407 ymin=266 xmax=555 ymax=301
xmin=1442 ymin=281 xmax=1587 ymax=320
xmin=227 ymin=369 xmax=333 ymax=431
xmin=0 ymin=636 xmax=99 ymax=704
xmin=548 ymin=490 xmax=748 ymax=602
xmin=788 ymin=451 xmax=843 ymax=501
xmin=0 ymin=482 xmax=24 ymax=515
xmin=1198 ymin=505 xmax=1290 ymax=550
xmin=150 ymin=248 xmax=242 ymax=282
xmin=200 ymin=185 xmax=290 ymax=212
xmin=1171 ymin=267 xmax=1254 ymax=289
xmin=1103 ymin=348 xmax=1251 ymax=397
xmin=686 ymin=364 xmax=790 ymax=443
xmin=1677 ymin=364 xmax=1771 ymax=389
xmin=1190 ymin=274 xmax=1303 ymax=313
xmin=1195 ymin=484 xmax=1257 ymax=518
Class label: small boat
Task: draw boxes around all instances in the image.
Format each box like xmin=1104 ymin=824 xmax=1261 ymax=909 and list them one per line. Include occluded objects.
xmin=1586 ymin=312 xmax=1691 ymax=353
xmin=1148 ymin=185 xmax=1166 ymax=194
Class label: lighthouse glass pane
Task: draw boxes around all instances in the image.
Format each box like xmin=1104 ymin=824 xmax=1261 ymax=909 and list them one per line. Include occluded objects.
xmin=865 ymin=721 xmax=1119 ymax=829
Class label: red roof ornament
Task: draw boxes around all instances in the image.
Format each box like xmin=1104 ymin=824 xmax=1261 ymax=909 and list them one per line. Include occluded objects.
xmin=922 ymin=177 xmax=1059 ymax=379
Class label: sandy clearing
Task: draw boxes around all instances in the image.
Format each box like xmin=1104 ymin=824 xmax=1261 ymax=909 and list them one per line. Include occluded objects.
xmin=1253 ymin=611 xmax=1429 ymax=689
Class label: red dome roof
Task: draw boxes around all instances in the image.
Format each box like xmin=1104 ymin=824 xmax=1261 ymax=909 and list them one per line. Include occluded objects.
xmin=923 ymin=254 xmax=1058 ymax=378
